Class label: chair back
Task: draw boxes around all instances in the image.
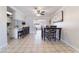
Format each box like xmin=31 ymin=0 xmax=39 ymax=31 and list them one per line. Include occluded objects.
xmin=50 ymin=26 xmax=57 ymax=28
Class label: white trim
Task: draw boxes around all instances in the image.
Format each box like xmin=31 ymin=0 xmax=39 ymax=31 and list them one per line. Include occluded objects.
xmin=61 ymin=39 xmax=79 ymax=52
xmin=0 ymin=44 xmax=7 ymax=51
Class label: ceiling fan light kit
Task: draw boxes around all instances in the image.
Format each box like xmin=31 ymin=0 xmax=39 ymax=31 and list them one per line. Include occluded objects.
xmin=33 ymin=7 xmax=45 ymax=16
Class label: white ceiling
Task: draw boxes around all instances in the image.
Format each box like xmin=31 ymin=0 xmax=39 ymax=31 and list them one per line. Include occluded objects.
xmin=14 ymin=6 xmax=62 ymax=20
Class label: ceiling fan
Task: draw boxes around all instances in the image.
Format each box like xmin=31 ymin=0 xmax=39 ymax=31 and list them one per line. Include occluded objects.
xmin=33 ymin=7 xmax=46 ymax=16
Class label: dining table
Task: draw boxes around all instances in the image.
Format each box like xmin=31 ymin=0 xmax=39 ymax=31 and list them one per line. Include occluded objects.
xmin=41 ymin=27 xmax=62 ymax=40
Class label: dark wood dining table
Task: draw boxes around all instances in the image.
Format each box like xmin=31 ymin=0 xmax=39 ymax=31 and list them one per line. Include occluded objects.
xmin=41 ymin=27 xmax=62 ymax=40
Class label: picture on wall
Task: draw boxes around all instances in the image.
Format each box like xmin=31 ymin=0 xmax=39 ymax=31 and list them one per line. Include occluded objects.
xmin=53 ymin=10 xmax=63 ymax=23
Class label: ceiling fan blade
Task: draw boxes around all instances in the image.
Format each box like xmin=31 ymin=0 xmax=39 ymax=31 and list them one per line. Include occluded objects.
xmin=41 ymin=11 xmax=45 ymax=13
xmin=40 ymin=11 xmax=45 ymax=15
xmin=41 ymin=13 xmax=45 ymax=15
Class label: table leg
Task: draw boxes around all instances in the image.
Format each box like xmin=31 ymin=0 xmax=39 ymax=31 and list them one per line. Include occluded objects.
xmin=59 ymin=29 xmax=61 ymax=40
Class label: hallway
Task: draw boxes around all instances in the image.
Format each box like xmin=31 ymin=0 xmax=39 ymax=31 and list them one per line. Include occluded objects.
xmin=0 ymin=30 xmax=76 ymax=53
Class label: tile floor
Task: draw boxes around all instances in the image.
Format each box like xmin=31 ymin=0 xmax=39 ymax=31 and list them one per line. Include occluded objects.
xmin=0 ymin=30 xmax=77 ymax=53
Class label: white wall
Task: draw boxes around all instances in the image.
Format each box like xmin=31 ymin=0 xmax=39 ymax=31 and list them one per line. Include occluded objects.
xmin=33 ymin=19 xmax=49 ymax=27
xmin=14 ymin=11 xmax=25 ymax=20
xmin=25 ymin=17 xmax=35 ymax=33
xmin=10 ymin=6 xmax=25 ymax=20
xmin=7 ymin=17 xmax=11 ymax=23
xmin=0 ymin=6 xmax=7 ymax=48
xmin=52 ymin=7 xmax=79 ymax=51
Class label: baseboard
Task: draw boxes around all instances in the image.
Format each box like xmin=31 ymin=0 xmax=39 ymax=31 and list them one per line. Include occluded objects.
xmin=61 ymin=39 xmax=79 ymax=52
xmin=0 ymin=44 xmax=7 ymax=51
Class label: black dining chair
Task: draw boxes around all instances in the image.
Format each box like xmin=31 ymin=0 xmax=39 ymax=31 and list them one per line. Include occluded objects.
xmin=44 ymin=27 xmax=50 ymax=40
xmin=44 ymin=26 xmax=57 ymax=41
xmin=50 ymin=26 xmax=57 ymax=28
xmin=49 ymin=26 xmax=57 ymax=41
xmin=49 ymin=28 xmax=56 ymax=41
